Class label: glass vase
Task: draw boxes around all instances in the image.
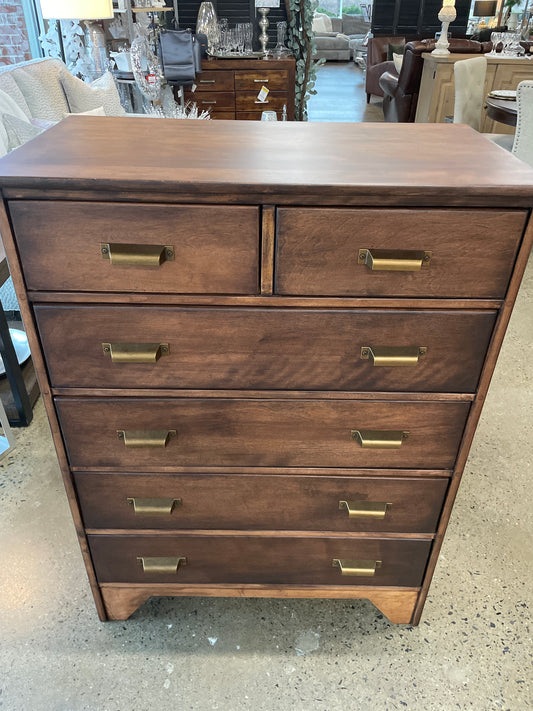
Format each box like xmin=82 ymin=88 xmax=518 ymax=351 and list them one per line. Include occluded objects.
xmin=196 ymin=1 xmax=219 ymax=53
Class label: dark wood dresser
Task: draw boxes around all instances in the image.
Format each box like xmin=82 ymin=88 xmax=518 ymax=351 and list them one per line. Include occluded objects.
xmin=184 ymin=57 xmax=295 ymax=120
xmin=0 ymin=118 xmax=532 ymax=624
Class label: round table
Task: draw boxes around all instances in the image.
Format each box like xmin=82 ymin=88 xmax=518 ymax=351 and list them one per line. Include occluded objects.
xmin=485 ymin=96 xmax=517 ymax=127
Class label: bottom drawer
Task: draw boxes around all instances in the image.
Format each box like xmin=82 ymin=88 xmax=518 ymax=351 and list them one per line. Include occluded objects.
xmin=88 ymin=534 xmax=432 ymax=586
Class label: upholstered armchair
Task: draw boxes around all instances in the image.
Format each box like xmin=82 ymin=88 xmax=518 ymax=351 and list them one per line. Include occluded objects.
xmin=379 ymin=38 xmax=491 ymax=123
xmin=365 ymin=36 xmax=405 ymax=103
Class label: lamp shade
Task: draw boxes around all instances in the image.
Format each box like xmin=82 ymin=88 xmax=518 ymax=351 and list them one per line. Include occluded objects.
xmin=39 ymin=0 xmax=114 ymax=19
xmin=473 ymin=0 xmax=497 ymax=15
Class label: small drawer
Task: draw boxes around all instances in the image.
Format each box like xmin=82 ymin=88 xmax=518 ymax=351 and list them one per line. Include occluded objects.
xmin=210 ymin=112 xmax=236 ymax=120
xmin=184 ymin=91 xmax=235 ymax=110
xmin=36 ymin=305 xmax=496 ymax=393
xmin=56 ymin=397 xmax=470 ymax=470
xmin=193 ymin=70 xmax=234 ymax=91
xmin=75 ymin=471 xmax=448 ymax=533
xmin=234 ymin=70 xmax=288 ymax=91
xmin=88 ymin=533 xmax=432 ymax=586
xmin=235 ymin=92 xmax=288 ymax=112
xmin=10 ymin=201 xmax=259 ymax=294
xmin=275 ymin=208 xmax=526 ymax=298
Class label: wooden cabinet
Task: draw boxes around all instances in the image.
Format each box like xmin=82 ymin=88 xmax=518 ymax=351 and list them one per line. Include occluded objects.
xmin=184 ymin=57 xmax=295 ymax=120
xmin=1 ymin=119 xmax=532 ymax=625
xmin=415 ymin=54 xmax=533 ymax=134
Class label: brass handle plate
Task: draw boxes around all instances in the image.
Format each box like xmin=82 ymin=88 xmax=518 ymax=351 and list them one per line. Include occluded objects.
xmin=351 ymin=429 xmax=409 ymax=449
xmin=338 ymin=500 xmax=391 ymax=519
xmin=127 ymin=497 xmax=182 ymax=515
xmin=361 ymin=345 xmax=427 ymax=367
xmin=101 ymin=243 xmax=174 ymax=267
xmin=254 ymin=78 xmax=269 ymax=82
xmin=102 ymin=342 xmax=170 ymax=363
xmin=117 ymin=429 xmax=177 ymax=448
xmin=199 ymin=79 xmax=216 ymax=83
xmin=137 ymin=556 xmax=186 ymax=574
xmin=201 ymin=100 xmax=217 ymax=104
xmin=358 ymin=248 xmax=431 ymax=271
xmin=332 ymin=558 xmax=382 ymax=576
xmin=255 ymin=100 xmax=269 ymax=104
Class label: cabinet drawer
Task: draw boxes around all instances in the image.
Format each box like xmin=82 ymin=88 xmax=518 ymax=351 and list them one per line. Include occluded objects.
xmin=36 ymin=306 xmax=496 ymax=393
xmin=57 ymin=398 xmax=469 ymax=470
xmin=275 ymin=208 xmax=526 ymax=298
xmin=10 ymin=201 xmax=259 ymax=294
xmin=88 ymin=533 xmax=432 ymax=586
xmin=234 ymin=70 xmax=288 ymax=91
xmin=210 ymin=112 xmax=236 ymax=120
xmin=236 ymin=92 xmax=288 ymax=112
xmin=194 ymin=70 xmax=234 ymax=91
xmin=75 ymin=472 xmax=448 ymax=533
xmin=184 ymin=91 xmax=235 ymax=110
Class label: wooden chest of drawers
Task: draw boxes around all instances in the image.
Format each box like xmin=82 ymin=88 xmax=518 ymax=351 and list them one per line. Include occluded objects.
xmin=1 ymin=118 xmax=532 ymax=624
xmin=183 ymin=57 xmax=295 ymax=120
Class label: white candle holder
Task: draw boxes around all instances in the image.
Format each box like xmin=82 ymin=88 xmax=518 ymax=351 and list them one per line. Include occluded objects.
xmin=432 ymin=4 xmax=457 ymax=55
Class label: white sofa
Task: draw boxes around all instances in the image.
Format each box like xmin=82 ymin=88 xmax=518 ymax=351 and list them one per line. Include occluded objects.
xmin=0 ymin=57 xmax=126 ymax=157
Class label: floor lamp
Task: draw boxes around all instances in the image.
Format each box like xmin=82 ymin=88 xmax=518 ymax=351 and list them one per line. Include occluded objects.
xmin=39 ymin=0 xmax=114 ymax=75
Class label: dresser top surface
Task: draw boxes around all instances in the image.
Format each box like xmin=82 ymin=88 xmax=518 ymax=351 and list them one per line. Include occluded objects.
xmin=1 ymin=117 xmax=532 ymax=205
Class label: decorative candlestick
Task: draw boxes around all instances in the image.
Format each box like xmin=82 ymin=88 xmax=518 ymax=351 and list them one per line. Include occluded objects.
xmin=258 ymin=7 xmax=270 ymax=55
xmin=432 ymin=0 xmax=456 ymax=55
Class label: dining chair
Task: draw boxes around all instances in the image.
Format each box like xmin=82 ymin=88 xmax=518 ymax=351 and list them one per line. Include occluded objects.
xmin=453 ymin=56 xmax=487 ymax=130
xmin=512 ymin=80 xmax=533 ymax=167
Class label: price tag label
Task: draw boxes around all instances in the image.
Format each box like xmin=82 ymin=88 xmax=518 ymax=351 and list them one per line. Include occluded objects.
xmin=146 ymin=74 xmax=157 ymax=85
xmin=257 ymin=85 xmax=270 ymax=102
xmin=191 ymin=83 xmax=197 ymax=93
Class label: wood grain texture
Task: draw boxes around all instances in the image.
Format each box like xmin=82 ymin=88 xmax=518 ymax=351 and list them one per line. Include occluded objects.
xmin=35 ymin=305 xmax=496 ymax=392
xmin=276 ymin=208 xmax=526 ymax=298
xmin=9 ymin=201 xmax=260 ymax=294
xmin=261 ymin=206 xmax=275 ymax=295
xmin=234 ymin=70 xmax=289 ymax=91
xmin=1 ymin=120 xmax=533 ymax=204
xmin=100 ymin=584 xmax=419 ymax=623
xmin=0 ymin=198 xmax=108 ymax=621
xmin=74 ymin=472 xmax=448 ymax=533
xmin=55 ymin=397 xmax=470 ymax=470
xmin=88 ymin=533 xmax=432 ymax=586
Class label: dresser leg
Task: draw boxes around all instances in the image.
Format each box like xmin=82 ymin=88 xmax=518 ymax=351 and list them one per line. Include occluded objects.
xmin=100 ymin=586 xmax=152 ymax=620
xmin=366 ymin=590 xmax=419 ymax=624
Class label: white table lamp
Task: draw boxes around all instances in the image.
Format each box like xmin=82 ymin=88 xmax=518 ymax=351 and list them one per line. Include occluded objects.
xmin=432 ymin=0 xmax=457 ymax=55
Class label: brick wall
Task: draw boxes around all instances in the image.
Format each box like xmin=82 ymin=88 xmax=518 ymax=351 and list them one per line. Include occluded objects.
xmin=0 ymin=1 xmax=31 ymax=65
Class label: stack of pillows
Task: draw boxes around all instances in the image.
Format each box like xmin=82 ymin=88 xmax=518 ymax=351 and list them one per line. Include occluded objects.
xmin=0 ymin=60 xmax=125 ymax=157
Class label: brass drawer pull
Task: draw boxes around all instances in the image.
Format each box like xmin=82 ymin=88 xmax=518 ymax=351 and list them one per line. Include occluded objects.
xmin=201 ymin=100 xmax=217 ymax=104
xmin=358 ymin=248 xmax=431 ymax=271
xmin=137 ymin=556 xmax=186 ymax=574
xmin=254 ymin=79 xmax=269 ymax=82
xmin=254 ymin=100 xmax=269 ymax=104
xmin=101 ymin=243 xmax=174 ymax=267
xmin=127 ymin=497 xmax=182 ymax=515
xmin=332 ymin=558 xmax=382 ymax=577
xmin=102 ymin=342 xmax=169 ymax=363
xmin=117 ymin=429 xmax=177 ymax=448
xmin=351 ymin=429 xmax=409 ymax=449
xmin=199 ymin=79 xmax=216 ymax=83
xmin=339 ymin=500 xmax=391 ymax=519
xmin=361 ymin=345 xmax=427 ymax=367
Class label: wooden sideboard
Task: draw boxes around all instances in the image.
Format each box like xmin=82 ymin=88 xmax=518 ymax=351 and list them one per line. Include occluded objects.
xmin=183 ymin=57 xmax=295 ymax=121
xmin=415 ymin=54 xmax=533 ymax=134
xmin=1 ymin=119 xmax=532 ymax=625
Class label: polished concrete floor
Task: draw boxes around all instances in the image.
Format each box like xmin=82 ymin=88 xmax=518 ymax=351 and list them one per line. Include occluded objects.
xmin=1 ymin=71 xmax=532 ymax=709
xmin=307 ymin=61 xmax=384 ymax=122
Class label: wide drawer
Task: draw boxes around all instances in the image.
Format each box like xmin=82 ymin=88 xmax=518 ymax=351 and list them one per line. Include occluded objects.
xmin=234 ymin=69 xmax=288 ymax=91
xmin=36 ymin=306 xmax=496 ymax=392
xmin=9 ymin=201 xmax=259 ymax=294
xmin=75 ymin=472 xmax=448 ymax=532
xmin=56 ymin=398 xmax=470 ymax=470
xmin=88 ymin=533 xmax=432 ymax=586
xmin=236 ymin=92 xmax=288 ymax=112
xmin=184 ymin=91 xmax=235 ymax=110
xmin=275 ymin=208 xmax=526 ymax=298
xmin=194 ymin=70 xmax=234 ymax=91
